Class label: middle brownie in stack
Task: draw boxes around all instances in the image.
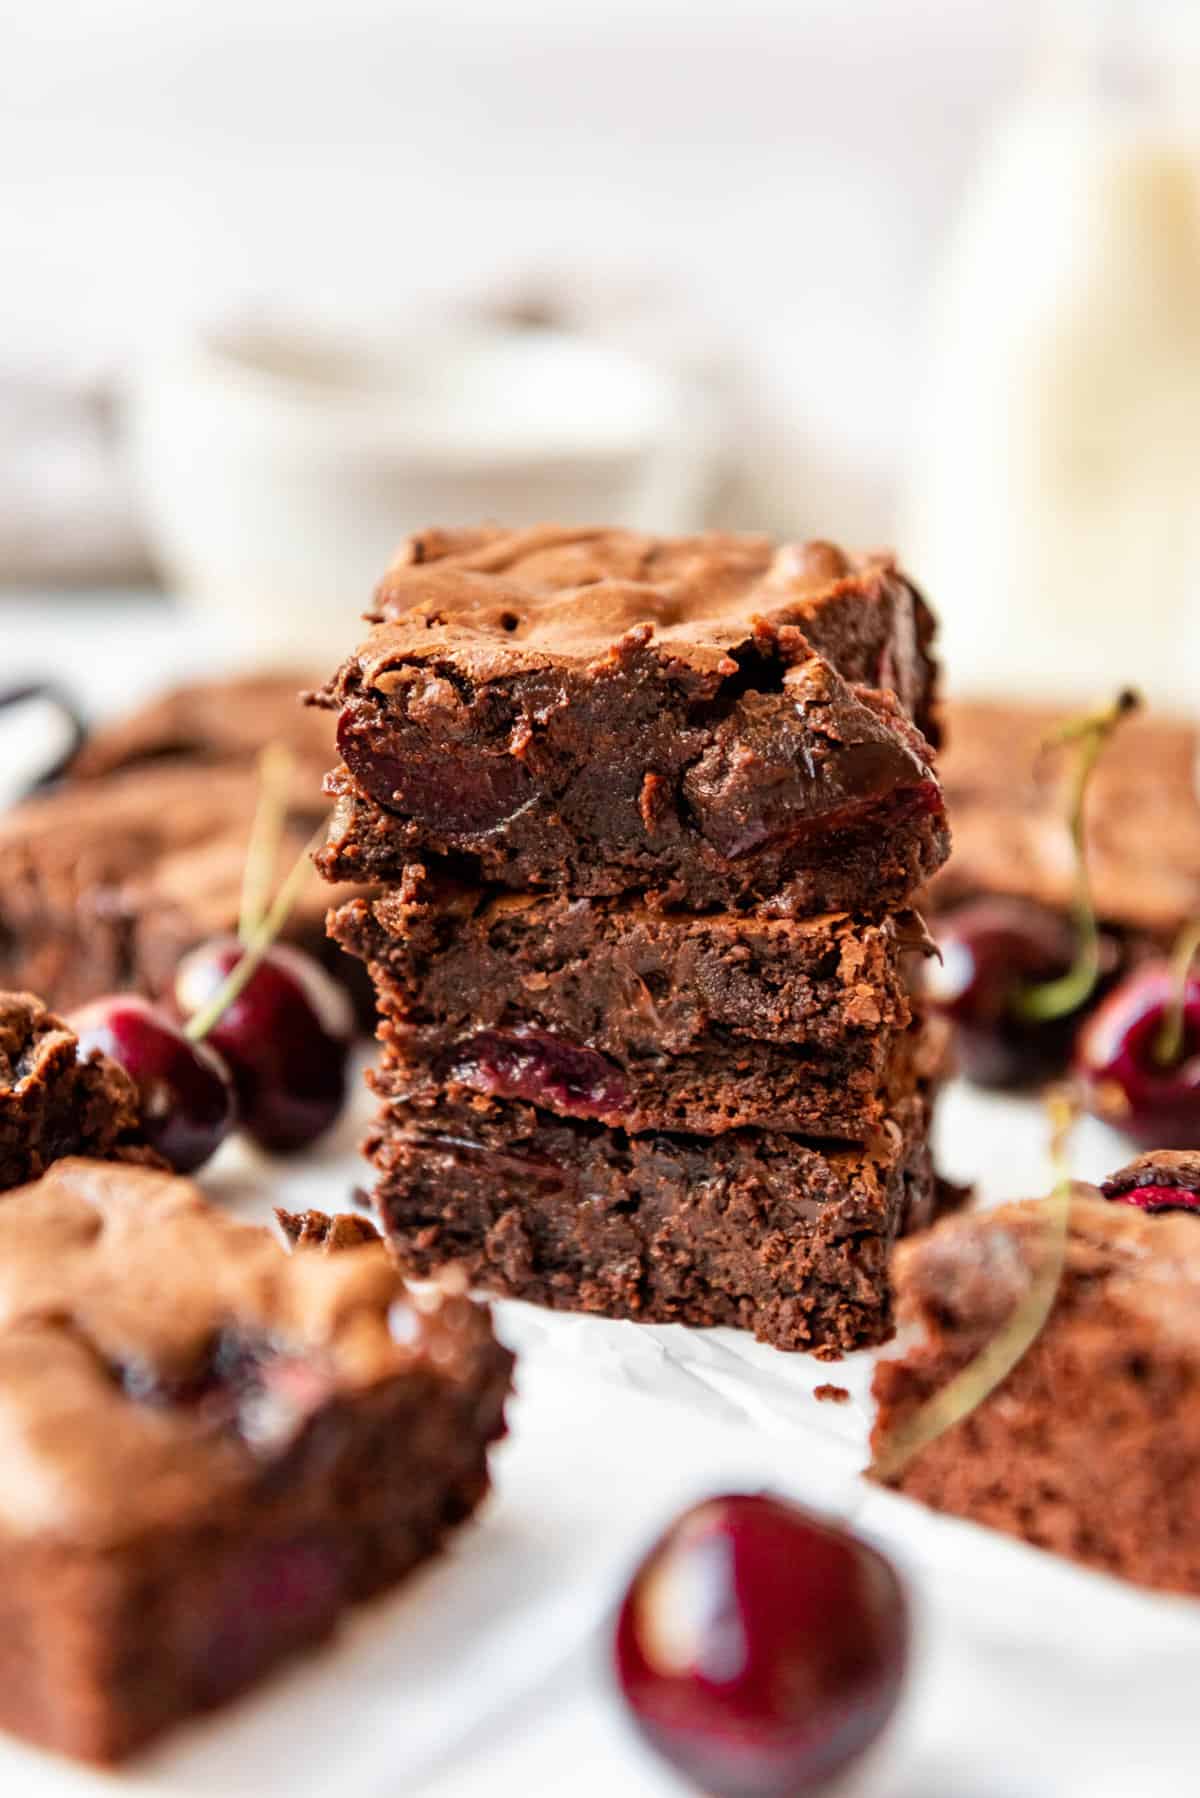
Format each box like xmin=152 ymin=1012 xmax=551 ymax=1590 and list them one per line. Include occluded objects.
xmin=315 ymin=525 xmax=951 ymax=1354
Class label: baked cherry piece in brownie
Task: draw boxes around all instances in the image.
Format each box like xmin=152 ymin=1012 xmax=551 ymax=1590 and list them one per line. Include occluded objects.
xmin=0 ymin=1158 xmax=512 ymax=1763
xmin=0 ymin=991 xmax=151 ymax=1188
xmin=313 ymin=527 xmax=948 ymax=914
xmin=66 ymin=671 xmax=334 ymax=780
xmin=331 ymin=867 xmax=928 ymax=1139
xmin=0 ymin=760 xmax=365 ymax=1017
xmin=1100 ymin=1149 xmax=1200 ymax=1213
xmin=871 ymin=1193 xmax=1200 ymax=1595
xmin=366 ymin=1089 xmax=936 ymax=1355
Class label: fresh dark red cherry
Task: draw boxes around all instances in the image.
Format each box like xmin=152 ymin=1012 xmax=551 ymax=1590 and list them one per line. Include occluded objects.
xmin=925 ymin=897 xmax=1113 ymax=1088
xmin=614 ymin=1493 xmax=908 ymax=1798
xmin=1078 ymin=967 xmax=1200 ymax=1148
xmin=174 ymin=939 xmax=354 ymax=1154
xmin=71 ymin=995 xmax=236 ymax=1174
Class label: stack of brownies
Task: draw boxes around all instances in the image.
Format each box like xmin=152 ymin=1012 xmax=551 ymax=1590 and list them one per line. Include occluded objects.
xmin=315 ymin=526 xmax=953 ymax=1354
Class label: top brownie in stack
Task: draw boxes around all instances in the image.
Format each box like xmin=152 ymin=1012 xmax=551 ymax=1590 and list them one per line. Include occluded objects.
xmin=313 ymin=526 xmax=948 ymax=914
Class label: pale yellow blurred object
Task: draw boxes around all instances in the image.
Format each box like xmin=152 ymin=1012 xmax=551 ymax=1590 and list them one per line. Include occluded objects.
xmin=902 ymin=3 xmax=1200 ymax=711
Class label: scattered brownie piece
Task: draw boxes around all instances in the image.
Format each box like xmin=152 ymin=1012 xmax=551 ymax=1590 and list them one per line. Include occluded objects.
xmin=930 ymin=699 xmax=1200 ymax=943
xmin=0 ymin=990 xmax=153 ymax=1188
xmin=66 ymin=671 xmax=334 ymax=780
xmin=871 ymin=1193 xmax=1200 ymax=1596
xmin=0 ymin=1156 xmax=512 ymax=1762
xmin=0 ymin=760 xmax=368 ymax=1018
xmin=276 ymin=1206 xmax=382 ymax=1252
xmin=813 ymin=1383 xmax=851 ymax=1404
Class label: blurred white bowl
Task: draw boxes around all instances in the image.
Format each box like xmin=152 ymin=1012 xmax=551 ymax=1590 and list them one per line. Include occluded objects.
xmin=126 ymin=320 xmax=717 ymax=665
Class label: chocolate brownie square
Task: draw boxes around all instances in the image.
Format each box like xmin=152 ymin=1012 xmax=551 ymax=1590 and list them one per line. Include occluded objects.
xmin=313 ymin=526 xmax=948 ymax=913
xmin=930 ymin=699 xmax=1200 ymax=943
xmin=0 ymin=991 xmax=150 ymax=1188
xmin=0 ymin=1156 xmax=512 ymax=1762
xmin=333 ymin=868 xmax=927 ymax=1139
xmin=871 ymin=1192 xmax=1200 ymax=1595
xmin=0 ymin=760 xmax=363 ymax=1016
xmin=365 ymin=1088 xmax=935 ymax=1355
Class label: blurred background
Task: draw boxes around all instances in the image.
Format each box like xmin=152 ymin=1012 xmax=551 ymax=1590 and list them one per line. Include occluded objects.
xmin=3 ymin=0 xmax=1200 ymax=703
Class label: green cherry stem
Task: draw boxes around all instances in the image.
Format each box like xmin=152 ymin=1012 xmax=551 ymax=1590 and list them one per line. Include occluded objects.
xmin=1014 ymin=688 xmax=1140 ymax=1024
xmin=238 ymin=743 xmax=295 ymax=944
xmin=870 ymin=1089 xmax=1076 ymax=1483
xmin=185 ymin=823 xmax=326 ymax=1045
xmin=1155 ymin=917 xmax=1200 ymax=1067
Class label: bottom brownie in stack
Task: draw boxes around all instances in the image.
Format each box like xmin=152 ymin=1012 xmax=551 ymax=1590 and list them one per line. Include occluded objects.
xmin=334 ymin=874 xmax=944 ymax=1355
xmin=367 ymin=1090 xmax=934 ymax=1355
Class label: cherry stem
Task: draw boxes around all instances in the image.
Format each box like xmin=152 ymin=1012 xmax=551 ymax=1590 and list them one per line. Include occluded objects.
xmin=185 ymin=824 xmax=326 ymax=1045
xmin=1014 ymin=688 xmax=1140 ymax=1023
xmin=1155 ymin=917 xmax=1200 ymax=1067
xmin=239 ymin=740 xmax=295 ymax=942
xmin=238 ymin=744 xmax=295 ymax=944
xmin=870 ymin=1089 xmax=1077 ymax=1482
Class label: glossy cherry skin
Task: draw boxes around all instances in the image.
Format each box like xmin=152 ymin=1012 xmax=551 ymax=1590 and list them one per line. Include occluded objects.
xmin=1076 ymin=967 xmax=1200 ymax=1149
xmin=71 ymin=995 xmax=236 ymax=1174
xmin=926 ymin=897 xmax=1111 ymax=1089
xmin=614 ymin=1493 xmax=908 ymax=1798
xmin=174 ymin=939 xmax=355 ymax=1154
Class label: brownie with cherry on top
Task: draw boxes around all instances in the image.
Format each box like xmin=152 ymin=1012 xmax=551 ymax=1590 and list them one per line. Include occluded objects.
xmin=331 ymin=864 xmax=932 ymax=1141
xmin=312 ymin=526 xmax=948 ymax=915
xmin=871 ymin=1162 xmax=1200 ymax=1595
xmin=0 ymin=1157 xmax=511 ymax=1763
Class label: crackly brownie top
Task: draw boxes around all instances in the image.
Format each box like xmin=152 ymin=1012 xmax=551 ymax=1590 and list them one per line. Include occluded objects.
xmin=323 ymin=523 xmax=933 ymax=703
xmin=68 ymin=672 xmax=334 ymax=781
xmin=893 ymin=1193 xmax=1200 ymax=1354
xmin=0 ymin=1159 xmax=498 ymax=1548
xmin=932 ymin=700 xmax=1200 ymax=935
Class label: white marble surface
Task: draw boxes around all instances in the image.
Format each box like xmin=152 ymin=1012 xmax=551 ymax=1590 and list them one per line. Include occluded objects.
xmin=1 ymin=592 xmax=1195 ymax=1797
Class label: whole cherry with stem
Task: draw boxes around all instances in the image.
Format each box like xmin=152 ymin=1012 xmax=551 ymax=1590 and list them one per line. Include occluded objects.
xmin=1076 ymin=917 xmax=1200 ymax=1149
xmin=73 ymin=746 xmax=351 ymax=1170
xmin=926 ymin=690 xmax=1139 ymax=1088
xmin=171 ymin=746 xmax=353 ymax=1154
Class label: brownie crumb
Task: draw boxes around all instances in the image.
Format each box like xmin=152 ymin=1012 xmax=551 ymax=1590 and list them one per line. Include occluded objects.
xmin=275 ymin=1207 xmax=381 ymax=1252
xmin=814 ymin=1383 xmax=851 ymax=1404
